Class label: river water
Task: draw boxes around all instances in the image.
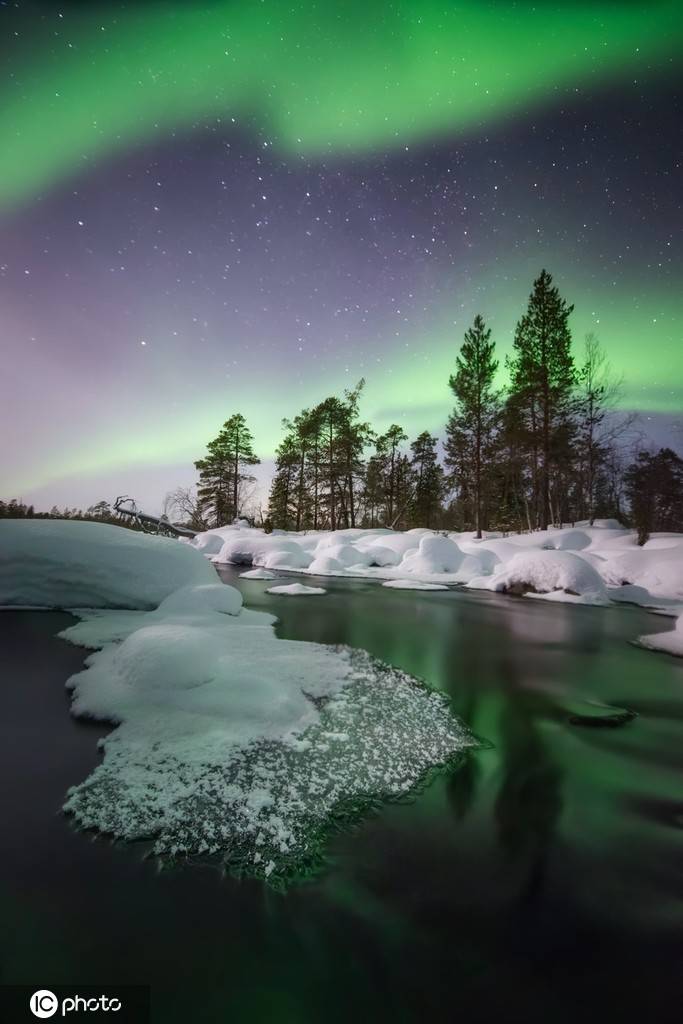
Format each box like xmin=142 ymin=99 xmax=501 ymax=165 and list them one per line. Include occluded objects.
xmin=1 ymin=574 xmax=681 ymax=1023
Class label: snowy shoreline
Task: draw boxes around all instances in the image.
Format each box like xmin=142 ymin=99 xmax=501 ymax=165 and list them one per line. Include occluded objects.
xmin=191 ymin=520 xmax=683 ymax=656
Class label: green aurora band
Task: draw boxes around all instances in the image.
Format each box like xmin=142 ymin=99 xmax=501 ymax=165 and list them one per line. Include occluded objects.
xmin=2 ymin=1 xmax=681 ymax=497
xmin=1 ymin=0 xmax=682 ymax=210
xmin=9 ymin=279 xmax=681 ymax=497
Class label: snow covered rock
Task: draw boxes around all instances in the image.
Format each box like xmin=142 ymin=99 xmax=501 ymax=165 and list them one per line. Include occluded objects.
xmin=307 ymin=555 xmax=346 ymax=574
xmin=361 ymin=544 xmax=402 ymax=567
xmin=216 ymin=533 xmax=312 ymax=570
xmin=399 ymin=534 xmax=464 ymax=575
xmin=0 ymin=519 xmax=216 ymax=610
xmin=486 ymin=549 xmax=609 ymax=604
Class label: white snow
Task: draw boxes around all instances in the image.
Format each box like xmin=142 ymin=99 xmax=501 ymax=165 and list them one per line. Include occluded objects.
xmin=266 ymin=583 xmax=326 ymax=596
xmin=62 ymin=586 xmax=471 ymax=881
xmin=1 ymin=518 xmax=473 ymax=882
xmin=239 ymin=568 xmax=277 ymax=580
xmin=0 ymin=519 xmax=217 ymax=609
xmin=638 ymin=613 xmax=683 ymax=657
xmin=478 ymin=549 xmax=609 ymax=605
xmin=191 ymin=521 xmax=683 ymax=614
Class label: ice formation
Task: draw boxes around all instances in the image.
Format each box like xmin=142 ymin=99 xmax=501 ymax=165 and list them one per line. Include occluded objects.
xmin=0 ymin=520 xmax=474 ymax=883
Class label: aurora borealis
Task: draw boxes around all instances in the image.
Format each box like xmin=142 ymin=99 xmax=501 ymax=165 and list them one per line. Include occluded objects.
xmin=1 ymin=0 xmax=681 ymax=508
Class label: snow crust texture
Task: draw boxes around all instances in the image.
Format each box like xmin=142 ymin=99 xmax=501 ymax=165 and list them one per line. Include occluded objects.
xmin=62 ymin=585 xmax=472 ymax=883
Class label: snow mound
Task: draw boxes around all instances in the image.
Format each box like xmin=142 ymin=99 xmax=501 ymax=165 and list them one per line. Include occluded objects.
xmin=313 ymin=543 xmax=367 ymax=568
xmin=361 ymin=544 xmax=402 ymax=567
xmin=307 ymin=555 xmax=346 ymax=574
xmin=542 ymin=529 xmax=591 ymax=551
xmin=382 ymin=580 xmax=449 ymax=591
xmin=0 ymin=519 xmax=216 ymax=609
xmin=600 ymin=545 xmax=683 ymax=599
xmin=239 ymin=568 xmax=277 ymax=580
xmin=400 ymin=535 xmax=464 ymax=574
xmin=216 ymin=533 xmax=312 ymax=570
xmin=485 ymin=549 xmax=609 ymax=604
xmin=184 ymin=524 xmax=683 ymax=630
xmin=638 ymin=613 xmax=683 ymax=657
xmin=266 ymin=583 xmax=326 ymax=596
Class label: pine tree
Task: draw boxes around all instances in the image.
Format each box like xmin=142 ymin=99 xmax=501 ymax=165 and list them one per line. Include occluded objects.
xmin=445 ymin=314 xmax=500 ymax=538
xmin=373 ymin=424 xmax=408 ymax=526
xmin=625 ymin=448 xmax=683 ymax=544
xmin=268 ymin=429 xmax=299 ymax=529
xmin=195 ymin=413 xmax=260 ymax=527
xmin=409 ymin=431 xmax=444 ymax=527
xmin=337 ymin=380 xmax=373 ymax=528
xmin=507 ymin=271 xmax=575 ymax=530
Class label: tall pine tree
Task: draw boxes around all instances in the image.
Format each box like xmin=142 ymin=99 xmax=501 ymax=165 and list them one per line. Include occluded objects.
xmin=195 ymin=413 xmax=260 ymax=526
xmin=445 ymin=314 xmax=500 ymax=538
xmin=507 ymin=271 xmax=575 ymax=530
xmin=409 ymin=431 xmax=444 ymax=528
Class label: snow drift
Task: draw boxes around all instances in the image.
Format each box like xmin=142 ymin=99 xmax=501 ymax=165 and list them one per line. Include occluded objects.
xmin=0 ymin=519 xmax=217 ymax=609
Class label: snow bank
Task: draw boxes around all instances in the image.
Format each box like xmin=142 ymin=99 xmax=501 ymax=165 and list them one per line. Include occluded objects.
xmin=600 ymin=544 xmax=683 ymax=600
xmin=0 ymin=519 xmax=216 ymax=609
xmin=638 ymin=613 xmax=683 ymax=657
xmin=189 ymin=522 xmax=683 ymax=612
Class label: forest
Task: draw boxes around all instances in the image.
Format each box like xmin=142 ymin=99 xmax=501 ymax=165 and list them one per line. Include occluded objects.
xmin=190 ymin=271 xmax=683 ymax=544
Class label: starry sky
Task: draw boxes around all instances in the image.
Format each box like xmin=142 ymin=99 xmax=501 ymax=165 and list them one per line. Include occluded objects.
xmin=1 ymin=0 xmax=682 ymax=511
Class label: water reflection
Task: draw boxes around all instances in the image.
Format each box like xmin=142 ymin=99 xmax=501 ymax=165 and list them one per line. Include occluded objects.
xmin=2 ymin=580 xmax=682 ymax=1024
xmin=224 ymin=568 xmax=683 ymax=936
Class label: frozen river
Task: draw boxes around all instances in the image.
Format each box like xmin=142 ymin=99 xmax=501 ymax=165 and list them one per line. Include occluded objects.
xmin=1 ymin=575 xmax=681 ymax=1023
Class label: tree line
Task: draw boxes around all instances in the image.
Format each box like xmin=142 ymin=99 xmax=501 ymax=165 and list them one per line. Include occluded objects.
xmin=191 ymin=270 xmax=681 ymax=544
xmin=0 ymin=499 xmax=144 ymax=531
xmin=5 ymin=271 xmax=680 ymax=547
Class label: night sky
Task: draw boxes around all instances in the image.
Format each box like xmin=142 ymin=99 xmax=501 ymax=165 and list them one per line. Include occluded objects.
xmin=1 ymin=0 xmax=682 ymax=511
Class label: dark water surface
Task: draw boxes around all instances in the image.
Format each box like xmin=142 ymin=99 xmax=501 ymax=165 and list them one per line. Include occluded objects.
xmin=1 ymin=576 xmax=682 ymax=1023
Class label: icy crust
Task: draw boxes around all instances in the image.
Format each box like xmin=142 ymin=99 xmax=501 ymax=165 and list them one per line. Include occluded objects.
xmin=64 ymin=650 xmax=473 ymax=885
xmin=0 ymin=519 xmax=217 ymax=609
xmin=192 ymin=521 xmax=683 ymax=608
xmin=59 ymin=582 xmax=473 ymax=884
